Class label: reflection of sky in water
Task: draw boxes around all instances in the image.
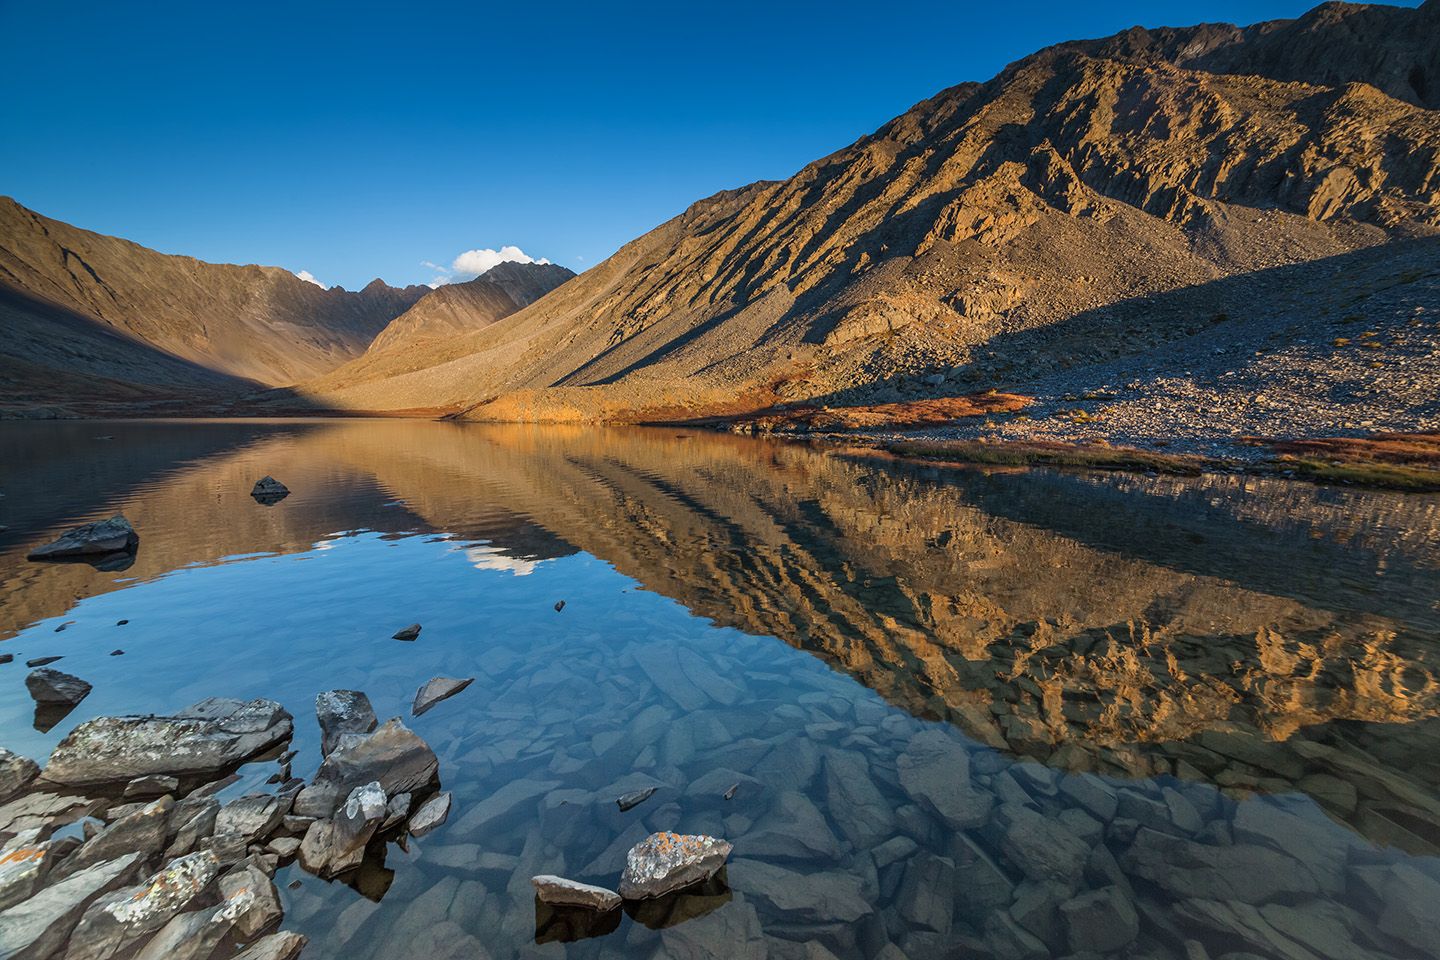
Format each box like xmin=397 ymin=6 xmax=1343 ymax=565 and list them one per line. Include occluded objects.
xmin=0 ymin=532 xmax=627 ymax=766
xmin=459 ymin=541 xmax=550 ymax=576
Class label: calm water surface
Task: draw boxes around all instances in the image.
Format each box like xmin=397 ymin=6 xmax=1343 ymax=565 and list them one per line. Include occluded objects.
xmin=1 ymin=419 xmax=1439 ymax=960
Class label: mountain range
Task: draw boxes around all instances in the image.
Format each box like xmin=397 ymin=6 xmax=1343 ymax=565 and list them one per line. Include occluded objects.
xmin=2 ymin=0 xmax=1436 ymax=421
xmin=0 ymin=198 xmax=574 ymax=413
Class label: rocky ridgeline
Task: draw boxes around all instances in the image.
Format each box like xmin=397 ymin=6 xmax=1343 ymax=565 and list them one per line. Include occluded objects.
xmin=0 ymin=688 xmax=455 ymax=960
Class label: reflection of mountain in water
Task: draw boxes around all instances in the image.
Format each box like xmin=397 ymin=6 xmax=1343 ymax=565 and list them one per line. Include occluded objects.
xmin=3 ymin=421 xmax=1439 ymax=855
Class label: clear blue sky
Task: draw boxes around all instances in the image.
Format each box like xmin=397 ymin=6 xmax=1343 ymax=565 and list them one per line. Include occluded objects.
xmin=1 ymin=1 xmax=1411 ymax=291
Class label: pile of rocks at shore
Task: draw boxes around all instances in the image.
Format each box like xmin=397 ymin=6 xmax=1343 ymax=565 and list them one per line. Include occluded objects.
xmin=0 ymin=688 xmax=452 ymax=960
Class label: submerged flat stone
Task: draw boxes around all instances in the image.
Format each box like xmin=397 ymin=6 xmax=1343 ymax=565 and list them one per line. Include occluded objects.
xmin=531 ymin=874 xmax=622 ymax=911
xmin=618 ymin=832 xmax=732 ymax=900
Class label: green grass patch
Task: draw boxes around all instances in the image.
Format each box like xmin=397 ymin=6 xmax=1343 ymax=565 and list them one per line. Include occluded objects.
xmin=1253 ymin=457 xmax=1440 ymax=492
xmin=887 ymin=440 xmax=1206 ymax=476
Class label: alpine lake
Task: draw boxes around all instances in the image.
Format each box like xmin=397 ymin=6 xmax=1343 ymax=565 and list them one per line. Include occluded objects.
xmin=2 ymin=418 xmax=1438 ymax=960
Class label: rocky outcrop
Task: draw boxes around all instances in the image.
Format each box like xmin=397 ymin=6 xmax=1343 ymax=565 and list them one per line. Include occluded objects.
xmin=41 ymin=698 xmax=293 ymax=788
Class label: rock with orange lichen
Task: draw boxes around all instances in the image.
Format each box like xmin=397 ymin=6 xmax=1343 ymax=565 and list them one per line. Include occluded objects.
xmin=618 ymin=831 xmax=732 ymax=899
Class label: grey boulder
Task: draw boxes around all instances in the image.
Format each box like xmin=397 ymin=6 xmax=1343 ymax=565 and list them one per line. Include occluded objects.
xmin=293 ymin=718 xmax=438 ymax=818
xmin=315 ymin=690 xmax=378 ymax=757
xmin=25 ymin=668 xmax=92 ymax=706
xmin=27 ymin=515 xmax=138 ymax=561
xmin=618 ymin=832 xmax=732 ymax=900
xmin=250 ymin=477 xmax=290 ymax=505
xmin=64 ymin=852 xmax=219 ymax=960
xmin=42 ymin=698 xmax=293 ymax=788
xmin=0 ymin=853 xmax=140 ymax=960
xmin=0 ymin=747 xmax=39 ymax=803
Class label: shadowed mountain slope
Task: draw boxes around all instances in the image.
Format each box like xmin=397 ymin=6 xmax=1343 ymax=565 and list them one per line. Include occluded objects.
xmin=298 ymin=0 xmax=1440 ymax=422
xmin=0 ymin=197 xmax=429 ymax=390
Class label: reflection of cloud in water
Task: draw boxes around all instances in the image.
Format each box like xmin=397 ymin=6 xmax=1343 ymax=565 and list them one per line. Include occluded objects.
xmin=461 ymin=542 xmax=547 ymax=576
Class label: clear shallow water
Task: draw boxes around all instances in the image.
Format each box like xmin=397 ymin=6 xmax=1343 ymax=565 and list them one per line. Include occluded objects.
xmin=1 ymin=419 xmax=1439 ymax=960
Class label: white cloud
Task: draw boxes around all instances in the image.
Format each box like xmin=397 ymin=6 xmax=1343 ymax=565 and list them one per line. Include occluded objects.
xmin=425 ymin=245 xmax=550 ymax=288
xmin=295 ymin=270 xmax=325 ymax=288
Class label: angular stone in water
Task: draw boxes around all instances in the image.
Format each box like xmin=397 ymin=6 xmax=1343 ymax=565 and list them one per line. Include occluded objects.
xmin=293 ymin=718 xmax=437 ymax=818
xmin=382 ymin=791 xmax=411 ymax=830
xmin=531 ymin=874 xmax=622 ymax=911
xmin=233 ymin=931 xmax=310 ymax=960
xmin=42 ymin=698 xmax=294 ymax=788
xmin=27 ymin=515 xmax=138 ymax=561
xmin=618 ymin=832 xmax=732 ymax=900
xmin=335 ymin=781 xmax=387 ymax=854
xmin=408 ymin=791 xmax=451 ymax=837
xmin=315 ymin=690 xmax=378 ymax=757
xmin=412 ymin=676 xmax=474 ymax=717
xmin=25 ymin=668 xmax=92 ymax=705
xmin=392 ymin=623 xmax=422 ymax=641
xmin=617 ymin=786 xmax=658 ymax=812
xmin=250 ymin=476 xmax=290 ymax=505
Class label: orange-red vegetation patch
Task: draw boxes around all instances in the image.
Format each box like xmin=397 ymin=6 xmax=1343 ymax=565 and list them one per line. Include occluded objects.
xmin=1242 ymin=431 xmax=1440 ymax=465
xmin=688 ymin=392 xmax=1030 ymax=432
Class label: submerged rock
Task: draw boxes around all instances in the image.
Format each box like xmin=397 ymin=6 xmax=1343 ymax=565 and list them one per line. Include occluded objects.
xmin=617 ymin=786 xmax=658 ymax=812
xmin=392 ymin=623 xmax=422 ymax=641
xmin=27 ymin=515 xmax=138 ymax=562
xmin=315 ymin=690 xmax=378 ymax=757
xmin=293 ymin=718 xmax=438 ymax=818
xmin=26 ymin=667 xmax=92 ymax=706
xmin=532 ymin=874 xmax=622 ymax=911
xmin=896 ymin=729 xmax=993 ymax=829
xmin=619 ymin=832 xmax=732 ymax=900
xmin=250 ymin=477 xmax=290 ymax=505
xmin=42 ymin=698 xmax=294 ymax=788
xmin=412 ymin=677 xmax=474 ymax=717
xmin=233 ymin=931 xmax=309 ymax=960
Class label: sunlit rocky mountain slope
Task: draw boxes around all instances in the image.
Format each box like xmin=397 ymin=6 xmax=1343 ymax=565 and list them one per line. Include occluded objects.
xmin=297 ymin=0 xmax=1440 ymax=422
